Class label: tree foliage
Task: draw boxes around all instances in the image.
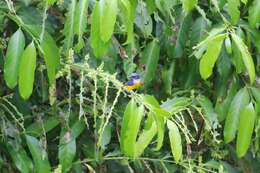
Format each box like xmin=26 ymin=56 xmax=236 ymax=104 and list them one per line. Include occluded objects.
xmin=0 ymin=0 xmax=259 ymax=172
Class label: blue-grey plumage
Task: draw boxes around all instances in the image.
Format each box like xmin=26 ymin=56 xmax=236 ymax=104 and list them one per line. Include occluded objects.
xmin=125 ymin=73 xmax=143 ymax=90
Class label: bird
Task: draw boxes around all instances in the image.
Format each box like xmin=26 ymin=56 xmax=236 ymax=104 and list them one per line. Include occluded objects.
xmin=124 ymin=73 xmax=143 ymax=91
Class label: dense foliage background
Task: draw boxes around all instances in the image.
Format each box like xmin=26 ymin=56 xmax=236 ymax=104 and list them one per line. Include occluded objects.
xmin=0 ymin=0 xmax=260 ymax=172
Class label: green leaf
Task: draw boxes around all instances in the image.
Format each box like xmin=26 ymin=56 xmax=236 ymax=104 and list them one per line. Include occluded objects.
xmin=134 ymin=115 xmax=157 ymax=157
xmin=161 ymin=97 xmax=192 ymax=114
xmin=101 ymin=123 xmax=112 ymax=149
xmin=58 ymin=131 xmax=76 ymax=173
xmin=90 ymin=2 xmax=110 ymax=57
xmin=190 ymin=17 xmax=208 ymax=48
xmin=74 ymin=0 xmax=89 ymax=51
xmin=224 ymin=87 xmax=250 ymax=143
xmin=236 ymin=103 xmax=256 ymax=158
xmin=240 ymin=23 xmax=260 ymax=52
xmin=71 ymin=120 xmax=86 ymax=138
xmin=146 ymin=0 xmax=156 ymax=14
xmin=174 ymin=14 xmax=192 ymax=58
xmin=141 ymin=39 xmax=160 ymax=88
xmin=199 ymin=34 xmax=226 ymax=80
xmin=154 ymin=111 xmax=165 ymax=151
xmin=4 ymin=28 xmax=25 ymax=89
xmin=119 ymin=0 xmax=136 ymax=44
xmin=227 ymin=0 xmax=240 ymax=25
xmin=251 ymin=87 xmax=260 ymax=103
xmin=140 ymin=95 xmax=166 ymax=150
xmin=162 ymin=62 xmax=175 ymax=95
xmin=248 ymin=0 xmax=260 ymax=28
xmin=135 ymin=2 xmax=153 ymax=37
xmin=155 ymin=0 xmax=176 ymax=17
xmin=18 ymin=42 xmax=37 ymax=100
xmin=63 ymin=0 xmax=77 ymax=54
xmin=120 ymin=99 xmax=144 ymax=157
xmin=26 ymin=116 xmax=60 ymax=137
xmin=167 ymin=120 xmax=182 ymax=162
xmin=6 ymin=143 xmax=33 ymax=173
xmin=231 ymin=36 xmax=245 ymax=73
xmin=25 ymin=135 xmax=51 ymax=173
xmin=194 ymin=26 xmax=226 ymax=49
xmin=198 ymin=96 xmax=218 ymax=130
xmin=215 ymin=77 xmax=238 ymax=122
xmin=100 ymin=0 xmax=118 ymax=42
xmin=225 ymin=36 xmax=232 ymax=54
xmin=231 ymin=33 xmax=256 ymax=84
xmin=40 ymin=32 xmax=60 ymax=85
xmin=181 ymin=0 xmax=197 ymax=15
xmin=47 ymin=0 xmax=57 ymax=5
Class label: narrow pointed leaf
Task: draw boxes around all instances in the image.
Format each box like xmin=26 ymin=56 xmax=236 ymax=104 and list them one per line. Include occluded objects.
xmin=6 ymin=144 xmax=33 ymax=173
xmin=236 ymin=103 xmax=256 ymax=158
xmin=4 ymin=28 xmax=25 ymax=89
xmin=26 ymin=116 xmax=60 ymax=137
xmin=120 ymin=99 xmax=144 ymax=157
xmin=90 ymin=2 xmax=109 ymax=57
xmin=167 ymin=120 xmax=182 ymax=162
xmin=231 ymin=33 xmax=256 ymax=84
xmin=19 ymin=42 xmax=37 ymax=100
xmin=120 ymin=0 xmax=136 ymax=44
xmin=74 ymin=0 xmax=89 ymax=51
xmin=100 ymin=0 xmax=118 ymax=42
xmin=224 ymin=88 xmax=250 ymax=143
xmin=141 ymin=39 xmax=160 ymax=88
xmin=58 ymin=131 xmax=76 ymax=173
xmin=134 ymin=117 xmax=157 ymax=157
xmin=63 ymin=0 xmax=76 ymax=54
xmin=25 ymin=135 xmax=51 ymax=173
xmin=227 ymin=0 xmax=240 ymax=25
xmin=174 ymin=14 xmax=192 ymax=58
xmin=198 ymin=96 xmax=218 ymax=130
xmin=40 ymin=33 xmax=60 ymax=85
xmin=248 ymin=0 xmax=260 ymax=28
xmin=120 ymin=99 xmax=137 ymax=154
xmin=199 ymin=34 xmax=226 ymax=80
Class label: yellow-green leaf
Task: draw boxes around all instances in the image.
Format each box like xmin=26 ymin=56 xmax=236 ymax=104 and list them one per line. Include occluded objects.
xmin=231 ymin=33 xmax=256 ymax=84
xmin=227 ymin=0 xmax=240 ymax=25
xmin=90 ymin=2 xmax=110 ymax=57
xmin=19 ymin=42 xmax=37 ymax=100
xmin=199 ymin=34 xmax=226 ymax=80
xmin=224 ymin=87 xmax=250 ymax=143
xmin=4 ymin=28 xmax=25 ymax=89
xmin=167 ymin=120 xmax=182 ymax=162
xmin=134 ymin=114 xmax=157 ymax=157
xmin=119 ymin=0 xmax=136 ymax=44
xmin=74 ymin=0 xmax=89 ymax=51
xmin=100 ymin=0 xmax=118 ymax=42
xmin=120 ymin=99 xmax=144 ymax=157
xmin=181 ymin=0 xmax=197 ymax=15
xmin=40 ymin=33 xmax=60 ymax=85
xmin=47 ymin=0 xmax=57 ymax=5
xmin=63 ymin=0 xmax=76 ymax=54
xmin=236 ymin=103 xmax=256 ymax=158
xmin=249 ymin=0 xmax=260 ymax=28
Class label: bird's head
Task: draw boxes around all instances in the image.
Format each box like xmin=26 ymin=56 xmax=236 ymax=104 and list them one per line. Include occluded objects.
xmin=129 ymin=73 xmax=140 ymax=80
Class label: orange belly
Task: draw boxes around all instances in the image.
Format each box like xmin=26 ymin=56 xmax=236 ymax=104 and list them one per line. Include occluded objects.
xmin=125 ymin=82 xmax=142 ymax=90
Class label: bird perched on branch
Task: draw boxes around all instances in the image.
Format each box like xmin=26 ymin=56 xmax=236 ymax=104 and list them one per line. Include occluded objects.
xmin=125 ymin=73 xmax=143 ymax=91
